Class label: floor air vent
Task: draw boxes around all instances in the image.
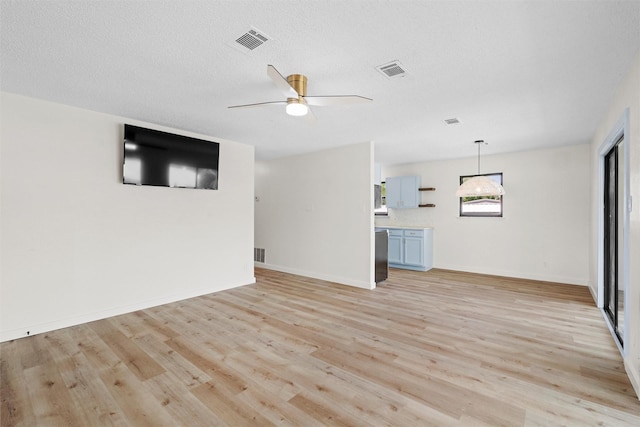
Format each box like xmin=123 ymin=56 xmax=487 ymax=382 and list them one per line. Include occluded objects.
xmin=254 ymin=248 xmax=265 ymax=263
xmin=376 ymin=61 xmax=408 ymax=79
xmin=233 ymin=28 xmax=271 ymax=52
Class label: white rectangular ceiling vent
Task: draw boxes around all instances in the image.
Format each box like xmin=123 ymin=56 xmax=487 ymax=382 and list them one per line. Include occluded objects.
xmin=376 ymin=61 xmax=408 ymax=79
xmin=229 ymin=27 xmax=271 ymax=53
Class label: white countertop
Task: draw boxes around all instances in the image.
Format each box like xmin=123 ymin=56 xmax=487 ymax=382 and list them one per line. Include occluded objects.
xmin=375 ymin=225 xmax=433 ymax=229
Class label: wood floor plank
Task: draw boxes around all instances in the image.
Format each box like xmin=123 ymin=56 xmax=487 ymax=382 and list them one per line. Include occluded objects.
xmin=0 ymin=340 xmax=38 ymax=426
xmin=109 ymin=310 xmax=180 ymax=342
xmin=1 ymin=267 xmax=639 ymax=426
xmin=287 ymin=392 xmax=362 ymax=427
xmin=23 ymin=360 xmax=84 ymax=426
xmin=142 ymin=372 xmax=228 ymax=427
xmin=164 ymin=336 xmax=249 ymax=394
xmin=88 ymin=320 xmax=165 ymax=381
xmin=229 ymin=384 xmax=327 ymax=427
xmin=191 ymin=380 xmax=276 ymax=427
xmin=133 ymin=333 xmax=211 ymax=388
xmin=55 ymin=352 xmax=129 ymax=427
xmin=311 ymin=342 xmax=527 ymax=424
xmin=44 ymin=330 xmax=128 ymax=426
xmin=95 ymin=361 xmax=174 ymax=426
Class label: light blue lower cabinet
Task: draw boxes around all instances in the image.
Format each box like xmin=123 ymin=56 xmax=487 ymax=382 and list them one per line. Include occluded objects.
xmin=380 ymin=227 xmax=433 ymax=271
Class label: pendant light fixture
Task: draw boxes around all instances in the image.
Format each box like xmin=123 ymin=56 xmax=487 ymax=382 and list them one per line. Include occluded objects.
xmin=455 ymin=140 xmax=505 ymax=197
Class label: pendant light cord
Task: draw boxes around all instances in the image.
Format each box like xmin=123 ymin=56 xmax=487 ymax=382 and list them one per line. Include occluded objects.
xmin=475 ymin=139 xmax=484 ymax=175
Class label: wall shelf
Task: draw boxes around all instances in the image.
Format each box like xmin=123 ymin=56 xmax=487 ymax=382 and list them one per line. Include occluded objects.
xmin=419 ymin=187 xmax=435 ymax=207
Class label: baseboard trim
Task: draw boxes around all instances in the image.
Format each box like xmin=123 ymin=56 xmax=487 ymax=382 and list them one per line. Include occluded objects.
xmin=625 ymin=361 xmax=640 ymax=400
xmin=255 ymin=262 xmax=374 ymax=290
xmin=0 ymin=276 xmax=256 ymax=343
xmin=434 ymin=264 xmax=588 ymax=286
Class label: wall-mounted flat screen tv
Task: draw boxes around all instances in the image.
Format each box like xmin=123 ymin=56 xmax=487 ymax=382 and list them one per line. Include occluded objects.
xmin=123 ymin=124 xmax=219 ymax=190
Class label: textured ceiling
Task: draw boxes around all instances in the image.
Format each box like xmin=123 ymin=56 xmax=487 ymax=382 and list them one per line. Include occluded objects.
xmin=1 ymin=1 xmax=639 ymax=165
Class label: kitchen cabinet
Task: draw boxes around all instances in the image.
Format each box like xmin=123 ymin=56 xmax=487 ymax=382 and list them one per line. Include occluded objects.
xmin=388 ymin=232 xmax=403 ymax=264
xmin=385 ymin=176 xmax=420 ymax=208
xmin=378 ymin=227 xmax=433 ymax=271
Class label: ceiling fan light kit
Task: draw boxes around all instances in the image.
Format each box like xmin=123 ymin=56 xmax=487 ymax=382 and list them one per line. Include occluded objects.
xmin=286 ymin=99 xmax=309 ymax=116
xmin=228 ymin=65 xmax=372 ymax=121
xmin=455 ymin=140 xmax=506 ymax=197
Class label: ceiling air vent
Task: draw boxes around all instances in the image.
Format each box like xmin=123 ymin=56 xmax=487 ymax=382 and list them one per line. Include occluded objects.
xmin=444 ymin=118 xmax=461 ymax=125
xmin=229 ymin=27 xmax=272 ymax=53
xmin=376 ymin=61 xmax=407 ymax=79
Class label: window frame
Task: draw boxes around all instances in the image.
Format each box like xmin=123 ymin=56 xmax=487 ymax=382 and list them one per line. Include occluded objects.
xmin=375 ymin=181 xmax=388 ymax=216
xmin=458 ymin=172 xmax=504 ymax=218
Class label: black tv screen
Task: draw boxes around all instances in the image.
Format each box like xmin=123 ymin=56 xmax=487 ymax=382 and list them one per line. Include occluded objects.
xmin=122 ymin=124 xmax=219 ymax=190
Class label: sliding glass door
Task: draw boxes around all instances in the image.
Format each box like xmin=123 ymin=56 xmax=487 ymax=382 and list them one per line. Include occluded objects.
xmin=603 ymin=135 xmax=624 ymax=346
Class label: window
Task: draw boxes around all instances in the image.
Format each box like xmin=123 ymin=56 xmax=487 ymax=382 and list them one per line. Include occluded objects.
xmin=375 ymin=181 xmax=387 ymax=215
xmin=459 ymin=173 xmax=503 ymax=217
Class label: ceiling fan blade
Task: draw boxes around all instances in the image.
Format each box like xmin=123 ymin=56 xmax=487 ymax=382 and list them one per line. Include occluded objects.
xmin=267 ymin=64 xmax=299 ymax=98
xmin=304 ymin=106 xmax=317 ymax=124
xmin=303 ymin=95 xmax=373 ymax=106
xmin=228 ymin=100 xmax=286 ymax=109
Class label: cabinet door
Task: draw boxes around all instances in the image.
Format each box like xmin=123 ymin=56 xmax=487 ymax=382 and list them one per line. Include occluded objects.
xmin=403 ymin=236 xmax=424 ymax=267
xmin=388 ymin=235 xmax=403 ymax=264
xmin=385 ymin=177 xmax=403 ymax=208
xmin=400 ymin=176 xmax=420 ymax=208
xmin=385 ymin=176 xmax=420 ymax=209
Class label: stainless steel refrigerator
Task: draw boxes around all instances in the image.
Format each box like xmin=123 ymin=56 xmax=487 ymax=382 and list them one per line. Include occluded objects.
xmin=375 ymin=229 xmax=388 ymax=283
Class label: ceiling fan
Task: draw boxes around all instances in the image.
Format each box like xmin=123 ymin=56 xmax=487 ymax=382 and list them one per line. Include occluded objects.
xmin=228 ymin=65 xmax=372 ymax=122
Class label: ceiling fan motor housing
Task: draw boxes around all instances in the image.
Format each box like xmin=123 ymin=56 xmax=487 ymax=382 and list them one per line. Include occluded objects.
xmin=287 ymin=74 xmax=307 ymax=97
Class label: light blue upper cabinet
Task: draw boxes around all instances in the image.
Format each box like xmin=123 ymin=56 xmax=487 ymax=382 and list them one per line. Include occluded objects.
xmin=385 ymin=176 xmax=420 ymax=208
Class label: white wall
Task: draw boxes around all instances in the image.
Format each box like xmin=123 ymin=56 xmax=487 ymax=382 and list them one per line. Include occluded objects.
xmin=255 ymin=142 xmax=375 ymax=289
xmin=589 ymin=51 xmax=640 ymax=397
xmin=0 ymin=93 xmax=255 ymax=342
xmin=377 ymin=144 xmax=590 ymax=285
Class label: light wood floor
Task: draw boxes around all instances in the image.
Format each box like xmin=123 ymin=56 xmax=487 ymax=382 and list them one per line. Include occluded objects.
xmin=2 ymin=268 xmax=639 ymax=426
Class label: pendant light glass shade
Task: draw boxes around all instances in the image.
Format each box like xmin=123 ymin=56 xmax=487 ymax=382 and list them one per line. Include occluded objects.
xmin=456 ymin=175 xmax=505 ymax=197
xmin=456 ymin=140 xmax=506 ymax=197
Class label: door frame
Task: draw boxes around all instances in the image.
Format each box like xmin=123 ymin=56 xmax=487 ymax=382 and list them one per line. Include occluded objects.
xmin=597 ymin=108 xmax=630 ymax=355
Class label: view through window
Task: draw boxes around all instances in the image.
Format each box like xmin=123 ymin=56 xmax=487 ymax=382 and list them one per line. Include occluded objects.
xmin=375 ymin=182 xmax=387 ymax=215
xmin=459 ymin=173 xmax=503 ymax=217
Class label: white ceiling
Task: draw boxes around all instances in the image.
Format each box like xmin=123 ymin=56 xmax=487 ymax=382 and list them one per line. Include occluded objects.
xmin=1 ymin=1 xmax=639 ymax=165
